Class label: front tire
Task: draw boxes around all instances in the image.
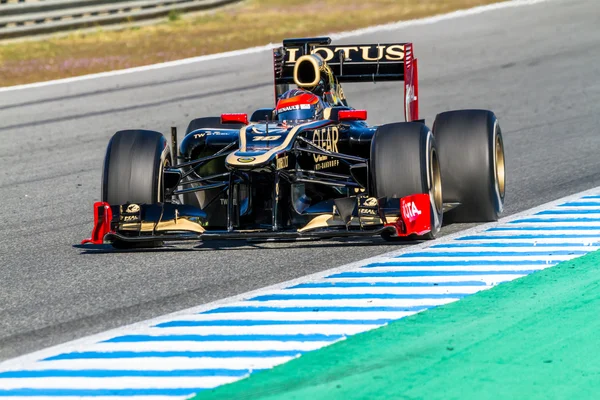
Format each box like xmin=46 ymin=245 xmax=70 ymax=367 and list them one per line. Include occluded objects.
xmin=102 ymin=129 xmax=171 ymax=248
xmin=370 ymin=122 xmax=443 ymax=240
xmin=433 ymin=109 xmax=505 ymax=223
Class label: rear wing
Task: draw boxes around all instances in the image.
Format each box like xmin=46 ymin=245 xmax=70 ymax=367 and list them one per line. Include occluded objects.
xmin=273 ymin=37 xmax=419 ymax=122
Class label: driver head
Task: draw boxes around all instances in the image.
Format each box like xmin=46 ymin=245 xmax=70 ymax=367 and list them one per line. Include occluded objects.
xmin=275 ymin=89 xmax=324 ymax=125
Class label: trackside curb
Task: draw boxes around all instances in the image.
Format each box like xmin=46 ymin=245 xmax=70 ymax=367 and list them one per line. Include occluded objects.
xmin=192 ymin=249 xmax=600 ymax=400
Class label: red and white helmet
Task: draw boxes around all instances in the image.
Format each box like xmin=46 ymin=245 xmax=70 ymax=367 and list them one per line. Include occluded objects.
xmin=275 ymin=89 xmax=324 ymax=124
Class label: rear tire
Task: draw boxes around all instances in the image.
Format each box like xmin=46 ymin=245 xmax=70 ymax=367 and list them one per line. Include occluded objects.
xmin=371 ymin=122 xmax=443 ymax=240
xmin=102 ymin=129 xmax=171 ymax=248
xmin=433 ymin=109 xmax=505 ymax=223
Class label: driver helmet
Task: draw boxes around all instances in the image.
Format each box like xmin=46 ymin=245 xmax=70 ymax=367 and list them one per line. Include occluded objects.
xmin=275 ymin=89 xmax=324 ymax=124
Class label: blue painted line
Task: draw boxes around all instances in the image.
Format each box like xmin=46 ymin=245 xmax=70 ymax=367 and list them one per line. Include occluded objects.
xmin=363 ymin=260 xmax=557 ymax=267
xmin=581 ymin=195 xmax=600 ymax=199
xmin=559 ymin=202 xmax=600 ymax=207
xmin=104 ymin=334 xmax=343 ymax=343
xmin=3 ymin=194 xmax=599 ymax=397
xmin=395 ymin=251 xmax=587 ymax=257
xmin=0 ymin=369 xmax=252 ymax=378
xmin=0 ymin=388 xmax=204 ymax=397
xmin=432 ymin=242 xmax=598 ymax=248
xmin=330 ymin=270 xmax=535 ymax=278
xmin=44 ymin=350 xmax=305 ymax=361
xmin=510 ymin=218 xmax=600 ymax=223
xmin=156 ymin=319 xmax=392 ymax=328
xmin=203 ymin=306 xmax=431 ymax=314
xmin=488 ymin=226 xmax=600 ymax=231
xmin=292 ymin=281 xmax=488 ymax=288
xmin=536 ymin=209 xmax=600 ymax=215
xmin=457 ymin=234 xmax=600 ymax=240
xmin=250 ymin=293 xmax=467 ymax=301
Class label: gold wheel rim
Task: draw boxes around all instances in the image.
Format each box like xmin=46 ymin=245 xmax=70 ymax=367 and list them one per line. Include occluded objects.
xmin=431 ymin=148 xmax=443 ymax=214
xmin=495 ymin=133 xmax=505 ymax=199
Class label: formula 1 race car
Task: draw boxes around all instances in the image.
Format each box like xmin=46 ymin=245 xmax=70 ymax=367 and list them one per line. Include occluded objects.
xmin=83 ymin=37 xmax=505 ymax=248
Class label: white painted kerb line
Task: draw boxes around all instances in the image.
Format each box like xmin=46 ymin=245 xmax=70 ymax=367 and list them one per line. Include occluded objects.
xmin=0 ymin=186 xmax=599 ymax=398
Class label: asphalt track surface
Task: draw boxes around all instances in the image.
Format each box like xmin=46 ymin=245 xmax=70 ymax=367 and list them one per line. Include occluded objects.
xmin=0 ymin=0 xmax=598 ymax=362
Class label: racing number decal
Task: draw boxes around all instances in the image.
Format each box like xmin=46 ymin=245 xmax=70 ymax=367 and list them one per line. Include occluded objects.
xmin=253 ymin=135 xmax=282 ymax=141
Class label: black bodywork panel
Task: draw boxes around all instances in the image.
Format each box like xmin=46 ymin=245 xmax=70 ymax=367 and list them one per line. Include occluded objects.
xmin=82 ymin=36 xmax=432 ymax=246
xmin=176 ymin=114 xmax=377 ymax=230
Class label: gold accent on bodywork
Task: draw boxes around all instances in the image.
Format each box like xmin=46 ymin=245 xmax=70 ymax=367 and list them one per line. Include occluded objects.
xmin=120 ymin=217 xmax=205 ymax=234
xmin=140 ymin=222 xmax=155 ymax=232
xmin=293 ymin=54 xmax=344 ymax=105
xmin=299 ymin=214 xmax=399 ymax=233
xmin=294 ymin=54 xmax=322 ymax=88
xmin=226 ymin=120 xmax=327 ymax=167
xmin=363 ymin=197 xmax=378 ymax=207
xmin=120 ymin=222 xmax=149 ymax=231
xmin=360 ymin=45 xmax=385 ymax=61
xmin=154 ymin=218 xmax=206 ymax=233
xmin=285 ymin=44 xmax=406 ymax=64
xmin=276 ymin=155 xmax=289 ymax=170
xmin=125 ymin=204 xmax=140 ymax=213
xmin=252 ymin=135 xmax=282 ymax=141
xmin=312 ymin=126 xmax=339 ymax=162
xmin=298 ymin=214 xmax=345 ymax=232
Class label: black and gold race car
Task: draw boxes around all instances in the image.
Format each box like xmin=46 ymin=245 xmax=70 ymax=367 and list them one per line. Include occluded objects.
xmin=83 ymin=37 xmax=505 ymax=248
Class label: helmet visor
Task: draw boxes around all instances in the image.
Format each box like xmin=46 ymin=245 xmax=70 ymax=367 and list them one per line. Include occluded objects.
xmin=276 ymin=106 xmax=315 ymax=123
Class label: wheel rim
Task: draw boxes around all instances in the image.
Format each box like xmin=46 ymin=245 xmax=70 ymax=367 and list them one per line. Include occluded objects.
xmin=431 ymin=148 xmax=443 ymax=215
xmin=495 ymin=132 xmax=505 ymax=199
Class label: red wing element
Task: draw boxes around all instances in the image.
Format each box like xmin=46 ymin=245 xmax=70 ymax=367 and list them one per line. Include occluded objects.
xmin=221 ymin=113 xmax=249 ymax=125
xmin=384 ymin=193 xmax=431 ymax=237
xmin=403 ymin=44 xmax=419 ymax=122
xmin=338 ymin=110 xmax=367 ymax=121
xmin=81 ymin=202 xmax=113 ymax=245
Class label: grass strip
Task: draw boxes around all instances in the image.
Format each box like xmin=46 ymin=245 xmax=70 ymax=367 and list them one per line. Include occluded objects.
xmin=193 ymin=249 xmax=600 ymax=400
xmin=0 ymin=0 xmax=503 ymax=87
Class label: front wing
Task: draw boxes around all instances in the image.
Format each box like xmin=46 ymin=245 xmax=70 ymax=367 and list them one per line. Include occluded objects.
xmin=81 ymin=194 xmax=432 ymax=246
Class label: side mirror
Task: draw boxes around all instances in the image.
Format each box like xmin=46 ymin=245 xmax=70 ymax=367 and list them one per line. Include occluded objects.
xmin=338 ymin=110 xmax=367 ymax=121
xmin=221 ymin=113 xmax=248 ymax=125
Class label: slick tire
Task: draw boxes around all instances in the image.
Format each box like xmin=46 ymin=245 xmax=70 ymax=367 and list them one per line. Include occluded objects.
xmin=433 ymin=109 xmax=505 ymax=223
xmin=102 ymin=129 xmax=171 ymax=248
xmin=371 ymin=122 xmax=443 ymax=240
